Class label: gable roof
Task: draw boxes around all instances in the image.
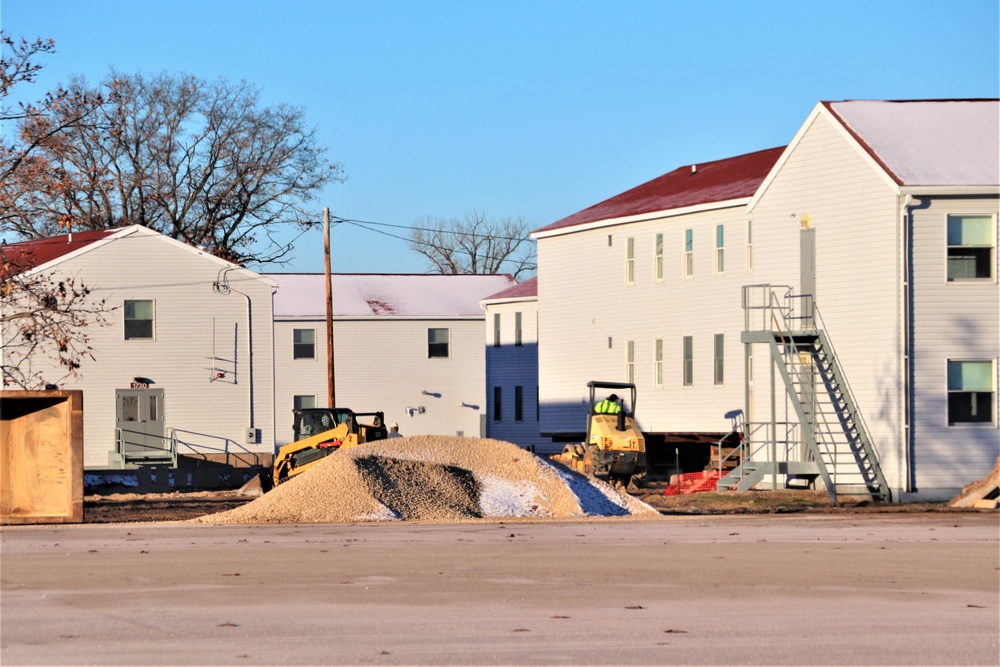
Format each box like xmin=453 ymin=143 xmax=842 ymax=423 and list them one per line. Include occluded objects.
xmin=268 ymin=273 xmax=517 ymax=318
xmin=481 ymin=276 xmax=538 ymax=303
xmin=1 ymin=228 xmax=120 ymax=278
xmin=823 ymin=99 xmax=999 ymax=187
xmin=533 ymin=146 xmax=785 ymax=236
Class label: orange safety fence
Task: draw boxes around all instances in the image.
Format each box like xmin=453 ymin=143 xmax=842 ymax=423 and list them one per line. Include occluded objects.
xmin=663 ymin=470 xmax=721 ymax=496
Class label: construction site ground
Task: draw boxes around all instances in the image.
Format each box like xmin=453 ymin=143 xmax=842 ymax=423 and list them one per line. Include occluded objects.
xmin=3 ymin=512 xmax=996 ymax=666
xmin=81 ymin=485 xmax=970 ymax=523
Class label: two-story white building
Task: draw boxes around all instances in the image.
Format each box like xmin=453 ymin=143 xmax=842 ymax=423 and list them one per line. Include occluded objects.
xmin=530 ymin=100 xmax=998 ymax=501
xmin=268 ymin=272 xmax=516 ymax=446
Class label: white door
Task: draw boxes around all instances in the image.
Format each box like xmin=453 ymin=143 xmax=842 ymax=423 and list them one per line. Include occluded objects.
xmin=116 ymin=388 xmax=166 ymax=457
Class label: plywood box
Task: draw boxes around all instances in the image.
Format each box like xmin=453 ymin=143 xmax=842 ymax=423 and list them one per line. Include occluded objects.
xmin=1 ymin=390 xmax=84 ymax=524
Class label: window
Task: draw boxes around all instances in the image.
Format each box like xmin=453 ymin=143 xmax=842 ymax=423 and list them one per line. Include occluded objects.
xmin=293 ymin=328 xmax=315 ymax=359
xmin=428 ymin=328 xmax=450 ymax=358
xmin=714 ymin=334 xmax=725 ymax=385
xmin=493 ymin=386 xmax=503 ymax=422
xmin=493 ymin=313 xmax=501 ymax=348
xmin=746 ymin=220 xmax=753 ymax=272
xmin=947 ymin=215 xmax=994 ymax=280
xmin=683 ymin=229 xmax=693 ymax=278
xmin=715 ymin=224 xmax=725 ymax=274
xmin=948 ymin=360 xmax=995 ymax=424
xmin=124 ymin=299 xmax=154 ymax=340
xmin=654 ymin=233 xmax=664 ymax=282
xmin=515 ymin=386 xmax=523 ymax=422
xmin=682 ymin=336 xmax=693 ymax=386
xmin=515 ymin=312 xmax=522 ymax=347
xmin=626 ymin=340 xmax=635 ymax=384
xmin=625 ymin=237 xmax=635 ymax=285
xmin=294 ymin=395 xmax=316 ymax=410
xmin=653 ymin=338 xmax=663 ymax=387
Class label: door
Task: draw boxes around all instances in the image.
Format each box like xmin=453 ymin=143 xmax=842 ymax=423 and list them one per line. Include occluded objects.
xmin=116 ymin=388 xmax=166 ymax=457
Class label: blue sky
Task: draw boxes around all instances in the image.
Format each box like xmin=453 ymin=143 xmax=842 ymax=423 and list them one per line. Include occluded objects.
xmin=4 ymin=0 xmax=999 ymax=274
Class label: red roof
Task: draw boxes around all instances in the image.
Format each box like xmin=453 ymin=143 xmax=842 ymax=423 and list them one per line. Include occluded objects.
xmin=2 ymin=228 xmax=120 ymax=277
xmin=482 ymin=276 xmax=537 ymax=301
xmin=535 ymin=146 xmax=785 ymax=234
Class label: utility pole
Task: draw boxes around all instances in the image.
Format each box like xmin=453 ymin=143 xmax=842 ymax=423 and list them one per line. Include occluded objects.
xmin=324 ymin=207 xmax=336 ymax=407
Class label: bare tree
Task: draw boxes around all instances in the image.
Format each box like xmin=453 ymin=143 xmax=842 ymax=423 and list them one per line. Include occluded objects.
xmin=407 ymin=210 xmax=536 ymax=279
xmin=0 ymin=35 xmax=113 ymax=389
xmin=3 ymin=68 xmax=342 ymax=265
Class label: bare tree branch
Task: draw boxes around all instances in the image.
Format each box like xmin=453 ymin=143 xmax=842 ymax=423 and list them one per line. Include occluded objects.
xmin=407 ymin=210 xmax=536 ymax=279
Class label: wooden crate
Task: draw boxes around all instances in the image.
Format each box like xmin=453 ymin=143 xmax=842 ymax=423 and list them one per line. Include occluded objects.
xmin=1 ymin=390 xmax=84 ymax=524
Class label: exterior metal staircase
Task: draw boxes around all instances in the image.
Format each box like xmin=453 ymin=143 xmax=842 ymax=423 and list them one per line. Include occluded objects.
xmin=718 ymin=285 xmax=890 ymax=502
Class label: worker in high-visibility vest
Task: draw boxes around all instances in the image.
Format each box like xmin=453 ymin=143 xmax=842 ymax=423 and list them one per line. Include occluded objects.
xmin=594 ymin=393 xmax=622 ymax=414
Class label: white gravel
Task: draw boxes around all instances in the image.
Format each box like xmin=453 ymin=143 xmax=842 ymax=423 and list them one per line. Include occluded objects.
xmin=197 ymin=435 xmax=658 ymax=524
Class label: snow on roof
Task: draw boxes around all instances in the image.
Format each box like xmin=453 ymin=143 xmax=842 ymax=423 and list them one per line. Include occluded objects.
xmin=481 ymin=276 xmax=537 ymax=302
xmin=268 ymin=273 xmax=517 ymax=317
xmin=1 ymin=228 xmax=120 ymax=277
xmin=534 ymin=146 xmax=785 ymax=234
xmin=825 ymin=100 xmax=1000 ymax=186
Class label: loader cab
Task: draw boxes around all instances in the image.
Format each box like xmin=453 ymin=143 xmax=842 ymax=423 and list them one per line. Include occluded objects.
xmin=587 ymin=381 xmax=637 ymax=443
xmin=293 ymin=408 xmax=355 ymax=441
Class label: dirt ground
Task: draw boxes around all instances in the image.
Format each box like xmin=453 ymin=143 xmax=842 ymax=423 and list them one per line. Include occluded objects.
xmin=83 ymin=485 xmax=972 ymax=523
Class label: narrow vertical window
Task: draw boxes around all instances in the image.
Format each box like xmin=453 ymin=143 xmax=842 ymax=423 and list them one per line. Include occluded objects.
xmin=124 ymin=299 xmax=154 ymax=340
xmin=746 ymin=220 xmax=753 ymax=272
xmin=682 ymin=336 xmax=693 ymax=386
xmin=948 ymin=360 xmax=995 ymax=424
xmin=654 ymin=337 xmax=663 ymax=388
xmin=536 ymin=385 xmax=540 ymax=421
xmin=626 ymin=340 xmax=635 ymax=384
xmin=654 ymin=233 xmax=664 ymax=282
xmin=684 ymin=229 xmax=693 ymax=278
xmin=515 ymin=386 xmax=524 ymax=422
xmin=715 ymin=224 xmax=725 ymax=274
xmin=514 ymin=311 xmax=523 ymax=347
xmin=947 ymin=215 xmax=994 ymax=280
xmin=714 ymin=333 xmax=725 ymax=385
xmin=428 ymin=328 xmax=450 ymax=358
xmin=293 ymin=328 xmax=315 ymax=359
xmin=493 ymin=386 xmax=503 ymax=422
xmin=625 ymin=236 xmax=635 ymax=285
xmin=493 ymin=313 xmax=501 ymax=347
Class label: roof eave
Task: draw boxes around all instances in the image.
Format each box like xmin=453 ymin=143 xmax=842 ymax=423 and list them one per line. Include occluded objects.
xmin=898 ymin=185 xmax=1000 ymax=196
xmin=532 ymin=197 xmax=752 ymax=240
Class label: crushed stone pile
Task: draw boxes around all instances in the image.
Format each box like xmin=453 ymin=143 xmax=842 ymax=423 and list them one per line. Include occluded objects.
xmin=197 ymin=435 xmax=658 ymax=524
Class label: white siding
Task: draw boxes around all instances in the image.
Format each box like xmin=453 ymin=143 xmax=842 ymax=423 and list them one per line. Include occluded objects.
xmin=6 ymin=231 xmax=277 ymax=468
xmin=273 ymin=317 xmax=486 ymax=444
xmin=483 ymin=299 xmax=553 ymax=450
xmin=750 ymin=112 xmax=903 ymax=491
xmin=537 ymin=205 xmax=750 ymax=438
xmin=909 ymin=198 xmax=999 ymax=495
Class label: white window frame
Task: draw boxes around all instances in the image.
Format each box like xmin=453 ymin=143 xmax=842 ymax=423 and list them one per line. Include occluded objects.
xmin=428 ymin=327 xmax=450 ymax=359
xmin=293 ymin=394 xmax=316 ymax=410
xmin=947 ymin=214 xmax=995 ymax=282
xmin=947 ymin=359 xmax=996 ymax=426
xmin=682 ymin=335 xmax=693 ymax=386
xmin=493 ymin=386 xmax=503 ymax=422
xmin=124 ymin=299 xmax=154 ymax=341
xmin=514 ymin=311 xmax=523 ymax=347
xmin=714 ymin=224 xmax=725 ymax=275
xmin=653 ymin=232 xmax=664 ymax=282
xmin=493 ymin=313 xmax=501 ymax=348
xmin=292 ymin=328 xmax=316 ymax=359
xmin=653 ymin=337 xmax=663 ymax=388
xmin=714 ymin=333 xmax=725 ymax=385
xmin=625 ymin=339 xmax=635 ymax=384
xmin=746 ymin=219 xmax=753 ymax=273
xmin=683 ymin=229 xmax=693 ymax=279
xmin=514 ymin=385 xmax=524 ymax=422
xmin=625 ymin=236 xmax=635 ymax=286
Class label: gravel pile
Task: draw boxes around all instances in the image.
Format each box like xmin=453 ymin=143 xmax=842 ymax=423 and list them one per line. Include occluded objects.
xmin=197 ymin=436 xmax=657 ymax=524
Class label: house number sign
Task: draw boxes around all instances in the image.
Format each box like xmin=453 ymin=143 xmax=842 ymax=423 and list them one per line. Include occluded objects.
xmin=130 ymin=381 xmax=149 ymax=389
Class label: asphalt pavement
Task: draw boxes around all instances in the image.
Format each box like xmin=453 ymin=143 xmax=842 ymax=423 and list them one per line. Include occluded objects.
xmin=1 ymin=513 xmax=997 ymax=665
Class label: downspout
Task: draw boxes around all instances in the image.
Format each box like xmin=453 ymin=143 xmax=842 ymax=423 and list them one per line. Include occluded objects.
xmin=898 ymin=194 xmax=922 ymax=499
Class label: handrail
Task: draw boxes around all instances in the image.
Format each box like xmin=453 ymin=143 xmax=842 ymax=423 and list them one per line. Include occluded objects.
xmin=171 ymin=428 xmax=263 ymax=468
xmin=115 ymin=427 xmax=178 ymax=467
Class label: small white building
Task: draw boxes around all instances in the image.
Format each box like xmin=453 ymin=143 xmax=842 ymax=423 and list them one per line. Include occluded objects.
xmin=531 ymin=99 xmax=998 ymax=501
xmin=1 ymin=225 xmax=278 ymax=470
xmin=268 ymin=272 xmax=516 ymax=446
xmin=481 ymin=277 xmax=555 ymax=452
